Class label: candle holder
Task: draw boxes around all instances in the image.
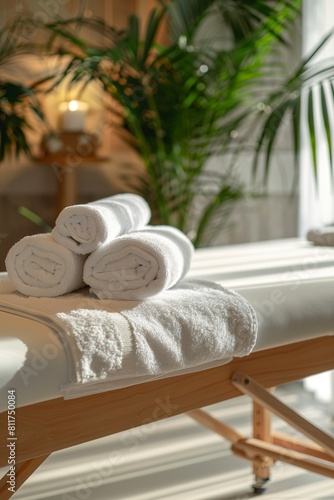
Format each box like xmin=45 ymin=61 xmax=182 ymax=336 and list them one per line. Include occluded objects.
xmin=40 ymin=131 xmax=100 ymax=159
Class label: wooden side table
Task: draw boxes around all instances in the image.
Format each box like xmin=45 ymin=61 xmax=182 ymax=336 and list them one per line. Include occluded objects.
xmin=34 ymin=132 xmax=108 ymax=217
xmin=33 ymin=154 xmax=108 ymax=217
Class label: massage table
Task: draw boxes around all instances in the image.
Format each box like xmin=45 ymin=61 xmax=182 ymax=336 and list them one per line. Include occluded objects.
xmin=1 ymin=237 xmax=334 ymax=497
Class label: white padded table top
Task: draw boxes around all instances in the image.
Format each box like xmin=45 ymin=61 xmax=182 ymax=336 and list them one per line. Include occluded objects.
xmin=1 ymin=238 xmax=334 ymax=410
xmin=188 ymin=238 xmax=334 ymax=350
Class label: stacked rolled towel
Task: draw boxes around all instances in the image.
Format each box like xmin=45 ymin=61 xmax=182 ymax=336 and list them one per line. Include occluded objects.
xmin=5 ymin=233 xmax=86 ymax=297
xmin=52 ymin=193 xmax=151 ymax=254
xmin=5 ymin=194 xmax=194 ymax=299
xmin=83 ymin=225 xmax=194 ymax=300
xmin=307 ymin=225 xmax=334 ymax=246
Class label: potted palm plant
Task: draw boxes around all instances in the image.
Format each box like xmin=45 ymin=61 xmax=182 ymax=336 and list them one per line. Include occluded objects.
xmin=3 ymin=0 xmax=316 ymax=245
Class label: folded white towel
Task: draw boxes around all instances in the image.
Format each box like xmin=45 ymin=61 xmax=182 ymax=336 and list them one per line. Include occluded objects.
xmin=83 ymin=225 xmax=194 ymax=300
xmin=0 ymin=276 xmax=258 ymax=398
xmin=307 ymin=226 xmax=334 ymax=246
xmin=5 ymin=233 xmax=86 ymax=297
xmin=52 ymin=193 xmax=151 ymax=254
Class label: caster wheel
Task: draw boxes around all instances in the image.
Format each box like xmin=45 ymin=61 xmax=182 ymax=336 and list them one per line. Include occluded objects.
xmin=252 ymin=477 xmax=269 ymax=495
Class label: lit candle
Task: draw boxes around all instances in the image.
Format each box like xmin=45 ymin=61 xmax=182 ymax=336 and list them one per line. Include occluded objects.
xmin=59 ymin=100 xmax=88 ymax=132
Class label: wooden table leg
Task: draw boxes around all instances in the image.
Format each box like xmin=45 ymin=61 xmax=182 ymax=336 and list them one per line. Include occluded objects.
xmin=252 ymin=400 xmax=274 ymax=492
xmin=56 ymin=164 xmax=78 ymax=215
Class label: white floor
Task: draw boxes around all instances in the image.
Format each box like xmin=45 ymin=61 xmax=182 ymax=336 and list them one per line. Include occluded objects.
xmin=8 ymin=383 xmax=334 ymax=500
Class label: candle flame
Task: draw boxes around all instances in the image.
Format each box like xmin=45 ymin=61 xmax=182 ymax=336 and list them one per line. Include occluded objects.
xmin=68 ymin=100 xmax=79 ymax=111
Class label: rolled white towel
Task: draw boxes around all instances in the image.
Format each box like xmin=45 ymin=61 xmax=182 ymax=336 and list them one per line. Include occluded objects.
xmin=83 ymin=225 xmax=194 ymax=300
xmin=5 ymin=233 xmax=86 ymax=297
xmin=52 ymin=193 xmax=151 ymax=255
xmin=307 ymin=226 xmax=334 ymax=246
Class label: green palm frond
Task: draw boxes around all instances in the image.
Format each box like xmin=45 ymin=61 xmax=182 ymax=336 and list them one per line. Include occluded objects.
xmin=0 ymin=20 xmax=46 ymax=162
xmin=17 ymin=206 xmax=52 ymax=232
xmin=319 ymin=81 xmax=333 ymax=172
xmin=252 ymin=28 xmax=334 ymax=185
xmin=0 ymin=81 xmax=45 ymax=162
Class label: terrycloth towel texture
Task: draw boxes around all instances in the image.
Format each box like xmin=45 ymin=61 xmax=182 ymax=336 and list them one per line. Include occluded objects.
xmin=52 ymin=193 xmax=151 ymax=255
xmin=307 ymin=225 xmax=334 ymax=246
xmin=0 ymin=276 xmax=257 ymax=398
xmin=83 ymin=225 xmax=195 ymax=300
xmin=5 ymin=233 xmax=86 ymax=297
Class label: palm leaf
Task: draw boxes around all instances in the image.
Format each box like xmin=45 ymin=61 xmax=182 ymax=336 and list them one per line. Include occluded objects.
xmin=128 ymin=15 xmax=140 ymax=58
xmin=167 ymin=0 xmax=215 ymax=40
xmin=307 ymin=87 xmax=317 ymax=179
xmin=293 ymin=29 xmax=334 ymax=80
xmin=17 ymin=206 xmax=52 ymax=232
xmin=251 ymin=28 xmax=334 ymax=181
xmin=0 ymin=81 xmax=45 ymax=162
xmin=319 ymin=82 xmax=334 ymax=175
xmin=291 ymin=93 xmax=301 ymax=169
xmin=141 ymin=5 xmax=167 ymax=64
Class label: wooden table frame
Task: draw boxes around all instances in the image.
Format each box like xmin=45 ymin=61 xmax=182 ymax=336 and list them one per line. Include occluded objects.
xmin=1 ymin=335 xmax=334 ymax=498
